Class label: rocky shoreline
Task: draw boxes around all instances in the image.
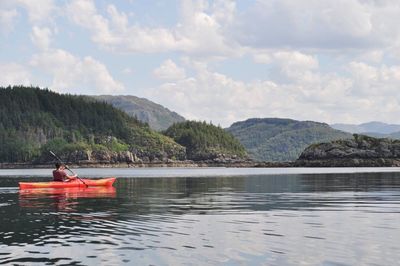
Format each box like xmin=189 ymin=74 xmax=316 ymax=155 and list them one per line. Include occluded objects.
xmin=3 ymin=159 xmax=400 ymax=169
xmin=0 ymin=160 xmax=295 ymax=169
xmin=4 ymin=134 xmax=400 ymax=169
xmin=294 ymin=158 xmax=400 ymax=167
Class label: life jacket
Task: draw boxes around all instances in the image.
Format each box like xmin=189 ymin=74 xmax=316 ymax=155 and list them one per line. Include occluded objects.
xmin=53 ymin=169 xmax=67 ymax=182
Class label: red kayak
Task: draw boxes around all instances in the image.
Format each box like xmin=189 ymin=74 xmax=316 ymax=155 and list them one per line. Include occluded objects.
xmin=19 ymin=177 xmax=116 ymax=189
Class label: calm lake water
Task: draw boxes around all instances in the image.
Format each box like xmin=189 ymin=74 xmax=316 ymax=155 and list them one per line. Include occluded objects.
xmin=1 ymin=167 xmax=400 ymax=265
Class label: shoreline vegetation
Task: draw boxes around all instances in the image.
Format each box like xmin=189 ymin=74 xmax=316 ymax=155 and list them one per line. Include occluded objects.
xmin=0 ymin=159 xmax=302 ymax=169
xmin=1 ymin=157 xmax=301 ymax=169
xmin=0 ymin=160 xmax=293 ymax=169
xmin=3 ymin=158 xmax=400 ymax=169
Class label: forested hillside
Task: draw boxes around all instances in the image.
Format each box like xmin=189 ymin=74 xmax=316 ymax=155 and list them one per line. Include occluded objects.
xmin=92 ymin=95 xmax=185 ymax=131
xmin=227 ymin=118 xmax=352 ymax=161
xmin=164 ymin=121 xmax=247 ymax=161
xmin=0 ymin=86 xmax=185 ymax=163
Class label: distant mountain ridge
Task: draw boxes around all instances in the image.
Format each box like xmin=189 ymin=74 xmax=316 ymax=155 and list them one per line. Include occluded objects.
xmin=227 ymin=118 xmax=351 ymax=162
xmin=331 ymin=121 xmax=400 ymax=135
xmin=92 ymin=95 xmax=185 ymax=131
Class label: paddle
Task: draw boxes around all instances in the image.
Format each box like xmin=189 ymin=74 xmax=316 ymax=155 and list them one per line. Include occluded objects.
xmin=49 ymin=151 xmax=88 ymax=187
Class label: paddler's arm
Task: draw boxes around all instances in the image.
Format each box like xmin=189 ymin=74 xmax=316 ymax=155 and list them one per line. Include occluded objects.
xmin=66 ymin=174 xmax=77 ymax=180
xmin=64 ymin=165 xmax=77 ymax=180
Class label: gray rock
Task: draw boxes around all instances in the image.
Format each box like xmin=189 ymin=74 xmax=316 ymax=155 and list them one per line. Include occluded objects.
xmin=297 ymin=134 xmax=400 ymax=166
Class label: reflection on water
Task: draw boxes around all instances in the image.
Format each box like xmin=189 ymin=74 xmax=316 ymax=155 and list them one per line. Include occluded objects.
xmin=1 ymin=172 xmax=400 ymax=265
xmin=19 ymin=187 xmax=116 ymax=210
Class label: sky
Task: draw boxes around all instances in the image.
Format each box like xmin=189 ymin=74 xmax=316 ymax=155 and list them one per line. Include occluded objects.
xmin=1 ymin=0 xmax=400 ymax=127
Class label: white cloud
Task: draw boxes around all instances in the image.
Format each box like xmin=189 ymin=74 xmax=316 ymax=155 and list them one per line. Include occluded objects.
xmin=0 ymin=8 xmax=18 ymax=34
xmin=30 ymin=49 xmax=124 ymax=94
xmin=146 ymin=60 xmax=300 ymax=126
xmin=66 ymin=0 xmax=177 ymax=52
xmin=358 ymin=50 xmax=384 ymax=63
xmin=153 ymin=59 xmax=186 ymax=80
xmin=253 ymin=52 xmax=272 ymax=64
xmin=122 ymin=67 xmax=133 ymax=74
xmin=106 ymin=4 xmax=128 ymax=32
xmin=176 ymin=0 xmax=239 ymax=56
xmin=273 ymin=51 xmax=318 ymax=70
xmin=61 ymin=0 xmax=400 ymax=60
xmin=16 ymin=0 xmax=55 ymax=23
xmin=30 ymin=26 xmax=52 ymax=50
xmin=271 ymin=51 xmax=319 ymax=81
xmin=65 ymin=0 xmax=240 ymax=56
xmin=232 ymin=0 xmax=400 ymax=51
xmin=347 ymin=62 xmax=378 ymax=82
xmin=66 ymin=0 xmax=116 ymax=46
xmin=347 ymin=61 xmax=400 ymax=97
xmin=0 ymin=63 xmax=32 ymax=86
xmin=0 ymin=0 xmax=56 ymax=34
xmin=252 ymin=50 xmax=320 ymax=82
xmin=146 ymin=57 xmax=400 ymax=127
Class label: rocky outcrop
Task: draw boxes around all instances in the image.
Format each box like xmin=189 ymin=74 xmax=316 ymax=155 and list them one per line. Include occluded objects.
xmin=296 ymin=134 xmax=400 ymax=167
xmin=36 ymin=147 xmax=187 ymax=166
xmin=195 ymin=153 xmax=252 ymax=165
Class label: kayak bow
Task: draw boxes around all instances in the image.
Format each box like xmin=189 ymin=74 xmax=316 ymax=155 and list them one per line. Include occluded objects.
xmin=19 ymin=177 xmax=116 ymax=189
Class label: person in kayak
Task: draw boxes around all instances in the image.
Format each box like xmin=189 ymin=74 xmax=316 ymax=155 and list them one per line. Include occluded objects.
xmin=53 ymin=163 xmax=77 ymax=182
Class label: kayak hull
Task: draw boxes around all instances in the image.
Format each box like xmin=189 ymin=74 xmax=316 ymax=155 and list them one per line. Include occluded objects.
xmin=19 ymin=177 xmax=116 ymax=189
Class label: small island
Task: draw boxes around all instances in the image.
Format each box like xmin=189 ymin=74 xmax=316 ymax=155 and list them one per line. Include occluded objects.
xmin=295 ymin=134 xmax=400 ymax=167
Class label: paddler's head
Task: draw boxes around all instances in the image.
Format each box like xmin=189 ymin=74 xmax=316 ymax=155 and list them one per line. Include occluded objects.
xmin=55 ymin=162 xmax=65 ymax=170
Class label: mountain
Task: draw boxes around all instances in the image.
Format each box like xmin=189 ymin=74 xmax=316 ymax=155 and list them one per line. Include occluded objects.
xmin=226 ymin=118 xmax=352 ymax=162
xmin=388 ymin=132 xmax=400 ymax=139
xmin=0 ymin=86 xmax=185 ymax=164
xmin=296 ymin=134 xmax=400 ymax=167
xmin=164 ymin=121 xmax=248 ymax=161
xmin=331 ymin=121 xmax=400 ymax=135
xmin=92 ymin=95 xmax=185 ymax=131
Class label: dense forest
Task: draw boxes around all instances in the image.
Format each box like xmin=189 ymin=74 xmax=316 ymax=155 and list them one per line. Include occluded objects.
xmin=164 ymin=121 xmax=247 ymax=160
xmin=227 ymin=118 xmax=352 ymax=161
xmin=0 ymin=86 xmax=185 ymax=163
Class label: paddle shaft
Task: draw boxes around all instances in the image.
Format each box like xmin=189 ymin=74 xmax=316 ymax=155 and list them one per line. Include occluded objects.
xmin=49 ymin=151 xmax=88 ymax=187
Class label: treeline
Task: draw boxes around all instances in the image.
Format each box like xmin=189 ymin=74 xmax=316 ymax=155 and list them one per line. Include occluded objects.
xmin=0 ymin=86 xmax=185 ymax=163
xmin=164 ymin=121 xmax=247 ymax=160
